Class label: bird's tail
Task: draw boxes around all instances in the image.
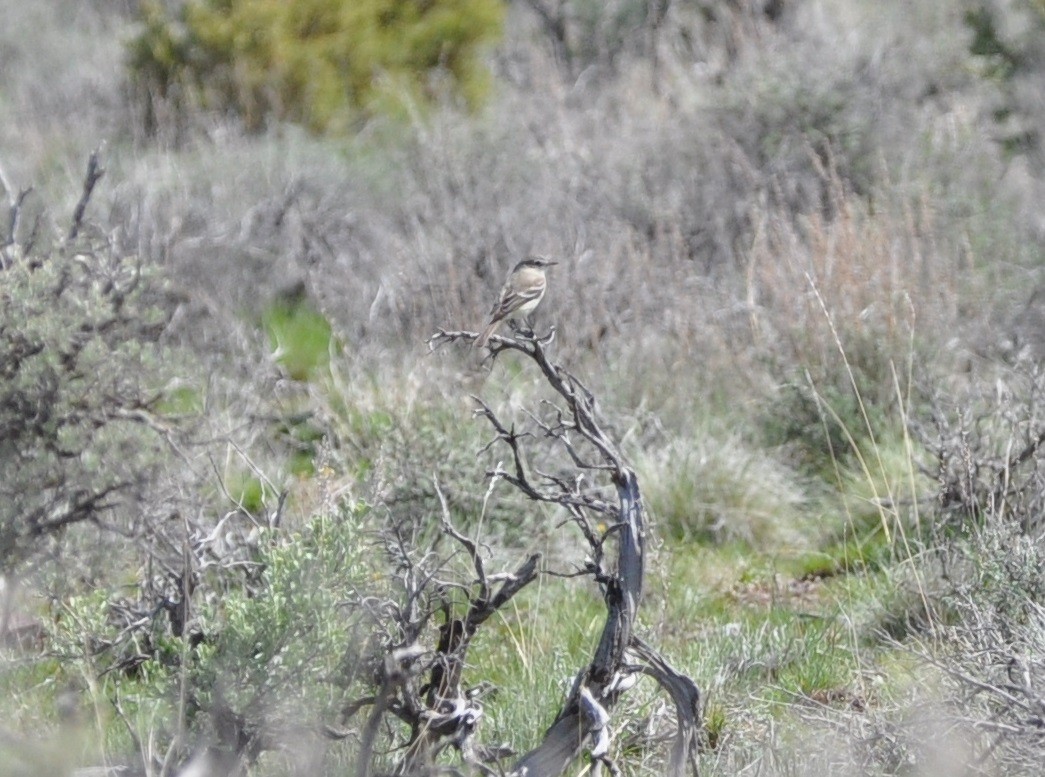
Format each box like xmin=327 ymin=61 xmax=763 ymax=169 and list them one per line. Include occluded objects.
xmin=474 ymin=319 xmax=501 ymax=348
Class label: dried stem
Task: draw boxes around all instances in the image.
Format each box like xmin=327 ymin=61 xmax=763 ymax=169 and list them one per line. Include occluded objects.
xmin=67 ymin=147 xmax=105 ymax=243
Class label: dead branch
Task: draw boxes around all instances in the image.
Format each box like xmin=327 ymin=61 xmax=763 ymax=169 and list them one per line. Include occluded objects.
xmin=67 ymin=147 xmax=105 ymax=243
xmin=631 ymin=636 xmax=703 ymax=775
xmin=398 ymin=480 xmax=541 ymax=773
xmin=430 ymin=326 xmax=703 ymax=776
xmin=6 ymin=186 xmax=30 ymax=240
xmin=342 ymin=469 xmax=544 ymax=776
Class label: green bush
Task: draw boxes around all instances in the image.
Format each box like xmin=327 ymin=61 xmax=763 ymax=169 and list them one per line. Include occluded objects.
xmin=42 ymin=507 xmax=373 ymax=769
xmin=0 ymin=211 xmax=177 ymax=575
xmin=183 ymin=509 xmax=372 ymax=740
xmin=127 ymin=0 xmax=505 ymax=135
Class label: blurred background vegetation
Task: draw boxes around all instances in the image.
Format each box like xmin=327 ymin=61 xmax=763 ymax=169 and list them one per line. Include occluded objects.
xmin=127 ymin=0 xmax=504 ymax=134
xmin=2 ymin=0 xmax=1045 ymax=774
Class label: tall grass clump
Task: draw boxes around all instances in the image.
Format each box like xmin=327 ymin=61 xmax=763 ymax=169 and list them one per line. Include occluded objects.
xmin=639 ymin=431 xmax=812 ymax=549
xmin=747 ymin=157 xmax=974 ymax=468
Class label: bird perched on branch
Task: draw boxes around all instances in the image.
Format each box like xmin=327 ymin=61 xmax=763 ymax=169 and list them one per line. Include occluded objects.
xmin=474 ymin=257 xmax=557 ymax=348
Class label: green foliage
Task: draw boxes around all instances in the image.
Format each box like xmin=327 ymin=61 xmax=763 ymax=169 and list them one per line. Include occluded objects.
xmin=127 ymin=0 xmax=505 ymax=134
xmin=761 ymin=359 xmax=901 ymax=483
xmin=44 ymin=507 xmax=372 ymax=763
xmin=10 ymin=0 xmax=1045 ymax=772
xmin=155 ymin=383 xmax=205 ymax=415
xmin=227 ymin=472 xmax=271 ymax=514
xmin=702 ymin=702 xmax=727 ymax=751
xmin=0 ymin=228 xmax=176 ymax=574
xmin=799 ymin=527 xmax=891 ymax=578
xmin=770 ymin=618 xmax=853 ymax=697
xmin=263 ymin=297 xmax=334 ymax=382
xmin=468 ymin=581 xmax=606 ymax=750
xmin=964 ymin=4 xmax=1023 ymax=79
xmin=319 ymin=374 xmax=542 ymax=546
xmin=187 ymin=508 xmax=370 ymax=723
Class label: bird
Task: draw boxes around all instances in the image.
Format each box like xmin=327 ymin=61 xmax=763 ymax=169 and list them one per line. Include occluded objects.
xmin=475 ymin=257 xmax=557 ymax=348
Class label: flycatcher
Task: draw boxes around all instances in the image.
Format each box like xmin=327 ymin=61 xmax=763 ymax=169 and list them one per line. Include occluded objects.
xmin=475 ymin=257 xmax=557 ymax=348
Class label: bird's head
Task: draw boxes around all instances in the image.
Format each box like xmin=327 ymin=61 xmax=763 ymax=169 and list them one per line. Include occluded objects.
xmin=515 ymin=256 xmax=558 ymax=271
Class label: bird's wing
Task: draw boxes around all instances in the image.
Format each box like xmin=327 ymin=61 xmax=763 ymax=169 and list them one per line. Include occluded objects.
xmin=490 ymin=271 xmax=546 ymax=321
xmin=490 ymin=283 xmax=544 ymax=320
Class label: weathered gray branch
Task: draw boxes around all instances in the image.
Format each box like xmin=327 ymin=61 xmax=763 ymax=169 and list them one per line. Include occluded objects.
xmin=631 ymin=636 xmax=703 ymax=775
xmin=360 ymin=477 xmax=543 ymax=776
xmin=67 ymin=147 xmax=104 ymax=243
xmin=510 ymin=468 xmax=646 ymax=777
xmin=429 ymin=327 xmax=703 ymax=776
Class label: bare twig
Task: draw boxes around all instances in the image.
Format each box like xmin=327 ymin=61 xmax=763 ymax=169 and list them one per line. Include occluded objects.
xmin=2 ymin=186 xmax=31 ymax=258
xmin=67 ymin=148 xmax=105 ymax=243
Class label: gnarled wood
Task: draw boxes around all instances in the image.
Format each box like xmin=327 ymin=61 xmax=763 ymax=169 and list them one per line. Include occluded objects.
xmin=423 ymin=328 xmax=703 ymax=776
